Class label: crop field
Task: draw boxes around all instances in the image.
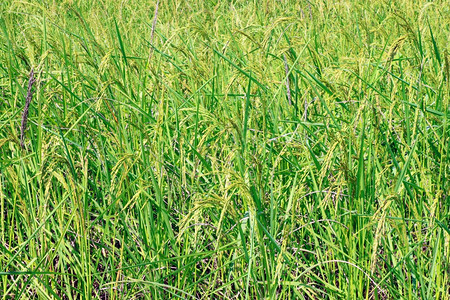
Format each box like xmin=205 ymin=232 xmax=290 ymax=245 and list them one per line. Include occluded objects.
xmin=0 ymin=0 xmax=448 ymax=299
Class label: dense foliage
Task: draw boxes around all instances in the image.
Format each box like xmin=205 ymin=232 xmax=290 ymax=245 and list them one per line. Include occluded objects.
xmin=0 ymin=0 xmax=448 ymax=299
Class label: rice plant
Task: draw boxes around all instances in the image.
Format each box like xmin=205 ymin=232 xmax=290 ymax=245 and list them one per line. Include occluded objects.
xmin=0 ymin=0 xmax=448 ymax=299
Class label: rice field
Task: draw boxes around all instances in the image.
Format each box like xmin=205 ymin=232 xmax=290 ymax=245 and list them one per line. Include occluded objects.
xmin=0 ymin=0 xmax=448 ymax=299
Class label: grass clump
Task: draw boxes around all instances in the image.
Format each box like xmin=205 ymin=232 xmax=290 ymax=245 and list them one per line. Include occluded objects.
xmin=0 ymin=0 xmax=448 ymax=299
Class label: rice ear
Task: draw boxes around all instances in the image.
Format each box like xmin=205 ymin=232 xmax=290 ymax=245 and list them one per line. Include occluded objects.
xmin=20 ymin=68 xmax=36 ymax=149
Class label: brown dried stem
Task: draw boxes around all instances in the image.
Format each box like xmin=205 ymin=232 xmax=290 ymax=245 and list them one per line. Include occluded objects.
xmin=283 ymin=54 xmax=292 ymax=106
xmin=148 ymin=0 xmax=160 ymax=63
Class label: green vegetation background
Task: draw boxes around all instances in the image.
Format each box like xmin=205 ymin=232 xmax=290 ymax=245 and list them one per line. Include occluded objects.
xmin=0 ymin=0 xmax=448 ymax=299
